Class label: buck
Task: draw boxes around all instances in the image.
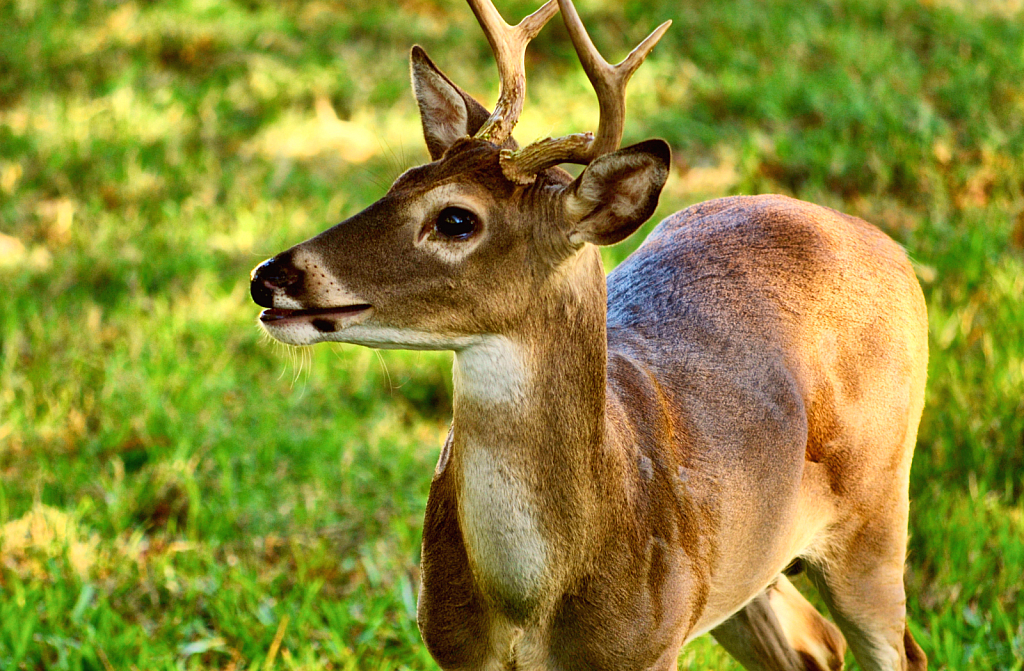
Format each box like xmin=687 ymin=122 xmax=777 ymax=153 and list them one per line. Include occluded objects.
xmin=250 ymin=0 xmax=929 ymax=669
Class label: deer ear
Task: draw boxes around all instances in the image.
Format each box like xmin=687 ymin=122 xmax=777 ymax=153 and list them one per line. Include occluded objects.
xmin=411 ymin=46 xmax=491 ymax=160
xmin=562 ymin=139 xmax=671 ymax=247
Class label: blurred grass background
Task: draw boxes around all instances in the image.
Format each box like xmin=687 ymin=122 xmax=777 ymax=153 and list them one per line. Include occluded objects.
xmin=1 ymin=0 xmax=1023 ymax=668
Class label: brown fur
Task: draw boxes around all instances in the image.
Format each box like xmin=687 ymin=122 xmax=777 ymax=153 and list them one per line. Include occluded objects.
xmin=251 ymin=39 xmax=928 ymax=671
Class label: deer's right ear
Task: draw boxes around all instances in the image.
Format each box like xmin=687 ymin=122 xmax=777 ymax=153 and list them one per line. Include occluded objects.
xmin=411 ymin=46 xmax=491 ymax=160
xmin=562 ymin=139 xmax=671 ymax=247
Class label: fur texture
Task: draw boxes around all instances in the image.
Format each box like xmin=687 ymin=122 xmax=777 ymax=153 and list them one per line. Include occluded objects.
xmin=250 ymin=47 xmax=928 ymax=671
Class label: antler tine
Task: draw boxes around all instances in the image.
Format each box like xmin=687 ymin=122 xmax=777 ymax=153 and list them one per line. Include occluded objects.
xmin=559 ymin=0 xmax=671 ymax=157
xmin=469 ymin=0 xmax=560 ymax=145
xmin=499 ymin=0 xmax=670 ymax=184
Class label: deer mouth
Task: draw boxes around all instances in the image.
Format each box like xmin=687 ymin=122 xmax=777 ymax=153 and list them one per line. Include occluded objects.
xmin=260 ymin=304 xmax=372 ymax=333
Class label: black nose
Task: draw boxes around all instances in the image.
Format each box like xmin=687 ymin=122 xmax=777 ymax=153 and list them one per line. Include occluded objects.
xmin=250 ymin=253 xmax=303 ymax=308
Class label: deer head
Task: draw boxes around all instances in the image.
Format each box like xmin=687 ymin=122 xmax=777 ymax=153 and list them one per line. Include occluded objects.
xmin=250 ymin=0 xmax=671 ymax=351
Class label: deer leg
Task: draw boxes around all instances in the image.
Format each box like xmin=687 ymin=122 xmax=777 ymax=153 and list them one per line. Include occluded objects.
xmin=805 ymin=517 xmax=926 ymax=671
xmin=711 ymin=575 xmax=846 ymax=671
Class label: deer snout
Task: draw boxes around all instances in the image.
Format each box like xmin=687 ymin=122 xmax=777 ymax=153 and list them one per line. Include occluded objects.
xmin=250 ymin=253 xmax=304 ymax=308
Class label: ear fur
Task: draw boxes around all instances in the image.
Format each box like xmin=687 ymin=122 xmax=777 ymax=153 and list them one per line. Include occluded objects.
xmin=411 ymin=46 xmax=491 ymax=160
xmin=563 ymin=139 xmax=671 ymax=246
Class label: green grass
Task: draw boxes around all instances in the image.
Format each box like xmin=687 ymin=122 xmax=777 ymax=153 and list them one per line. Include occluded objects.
xmin=1 ymin=0 xmax=1023 ymax=668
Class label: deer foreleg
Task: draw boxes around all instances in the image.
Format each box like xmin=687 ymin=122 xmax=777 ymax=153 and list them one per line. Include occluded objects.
xmin=711 ymin=575 xmax=846 ymax=671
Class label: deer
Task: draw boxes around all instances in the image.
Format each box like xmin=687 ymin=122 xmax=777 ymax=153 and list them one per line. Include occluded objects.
xmin=249 ymin=0 xmax=929 ymax=669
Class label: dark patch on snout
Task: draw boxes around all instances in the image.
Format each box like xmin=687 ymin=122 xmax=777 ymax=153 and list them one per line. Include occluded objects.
xmin=250 ymin=251 xmax=304 ymax=307
xmin=311 ymin=318 xmax=337 ymax=333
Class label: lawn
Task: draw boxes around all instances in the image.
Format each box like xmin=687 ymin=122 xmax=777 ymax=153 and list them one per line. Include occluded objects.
xmin=1 ymin=0 xmax=1022 ymax=669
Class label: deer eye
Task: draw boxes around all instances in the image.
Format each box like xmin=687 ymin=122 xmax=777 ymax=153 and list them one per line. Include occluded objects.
xmin=434 ymin=207 xmax=479 ymax=241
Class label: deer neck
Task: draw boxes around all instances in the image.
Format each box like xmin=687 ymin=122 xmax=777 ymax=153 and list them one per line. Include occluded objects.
xmin=448 ymin=246 xmax=611 ymax=616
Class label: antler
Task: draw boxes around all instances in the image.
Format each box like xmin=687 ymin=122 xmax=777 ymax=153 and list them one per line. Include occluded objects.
xmin=500 ymin=0 xmax=671 ymax=184
xmin=469 ymin=0 xmax=560 ymax=146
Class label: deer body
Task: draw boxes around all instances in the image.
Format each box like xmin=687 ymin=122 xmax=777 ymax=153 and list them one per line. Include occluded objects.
xmin=251 ymin=2 xmax=928 ymax=669
xmin=417 ymin=195 xmax=927 ymax=670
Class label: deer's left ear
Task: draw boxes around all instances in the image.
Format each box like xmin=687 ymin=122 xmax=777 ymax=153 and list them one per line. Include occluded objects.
xmin=562 ymin=139 xmax=671 ymax=246
xmin=411 ymin=46 xmax=491 ymax=160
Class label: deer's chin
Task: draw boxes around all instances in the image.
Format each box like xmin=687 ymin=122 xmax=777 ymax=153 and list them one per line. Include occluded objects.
xmin=258 ymin=305 xmax=373 ymax=345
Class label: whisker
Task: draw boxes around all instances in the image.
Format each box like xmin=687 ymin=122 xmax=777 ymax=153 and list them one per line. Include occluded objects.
xmin=374 ymin=348 xmax=394 ymax=395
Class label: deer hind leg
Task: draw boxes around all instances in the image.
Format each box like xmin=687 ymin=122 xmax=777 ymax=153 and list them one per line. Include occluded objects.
xmin=711 ymin=574 xmax=846 ymax=671
xmin=805 ymin=517 xmax=927 ymax=671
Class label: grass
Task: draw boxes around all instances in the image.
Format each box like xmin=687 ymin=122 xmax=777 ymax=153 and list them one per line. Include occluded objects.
xmin=1 ymin=0 xmax=1023 ymax=668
